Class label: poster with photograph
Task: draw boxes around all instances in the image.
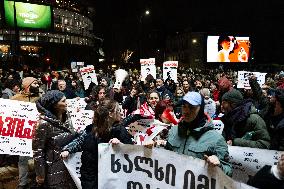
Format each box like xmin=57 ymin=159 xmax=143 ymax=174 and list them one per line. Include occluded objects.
xmin=80 ymin=65 xmax=98 ymax=90
xmin=163 ymin=61 xmax=178 ymax=82
xmin=237 ymin=71 xmax=266 ymax=89
xmin=140 ymin=58 xmax=156 ymax=81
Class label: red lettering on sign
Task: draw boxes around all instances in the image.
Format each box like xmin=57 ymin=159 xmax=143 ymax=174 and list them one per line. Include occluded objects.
xmin=0 ymin=116 xmax=4 ymax=135
xmin=1 ymin=117 xmax=16 ymax=137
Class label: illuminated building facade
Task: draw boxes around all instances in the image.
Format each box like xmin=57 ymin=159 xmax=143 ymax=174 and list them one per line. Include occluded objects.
xmin=0 ymin=0 xmax=98 ymax=70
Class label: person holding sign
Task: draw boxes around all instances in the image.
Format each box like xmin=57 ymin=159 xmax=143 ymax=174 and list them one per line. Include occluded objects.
xmin=165 ymin=92 xmax=232 ymax=176
xmin=60 ymin=99 xmax=133 ymax=189
xmin=33 ymin=90 xmax=77 ymax=189
xmin=248 ymin=153 xmax=284 ymax=189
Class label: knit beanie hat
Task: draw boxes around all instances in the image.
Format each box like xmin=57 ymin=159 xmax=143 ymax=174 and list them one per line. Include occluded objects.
xmin=36 ymin=90 xmax=65 ymax=119
xmin=22 ymin=77 xmax=37 ymax=90
xmin=222 ymin=89 xmax=243 ymax=104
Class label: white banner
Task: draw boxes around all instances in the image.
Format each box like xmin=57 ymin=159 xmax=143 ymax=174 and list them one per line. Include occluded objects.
xmin=98 ymin=144 xmax=254 ymax=189
xmin=64 ymin=152 xmax=82 ymax=189
xmin=163 ymin=61 xmax=178 ymax=83
xmin=64 ymin=144 xmax=283 ymax=188
xmin=0 ymin=99 xmax=39 ymax=157
xmin=228 ymin=146 xmax=283 ymax=183
xmin=237 ymin=71 xmax=266 ymax=89
xmin=140 ymin=58 xmax=156 ymax=81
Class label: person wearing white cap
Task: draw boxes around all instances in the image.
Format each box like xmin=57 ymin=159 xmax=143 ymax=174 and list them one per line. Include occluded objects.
xmin=165 ymin=92 xmax=232 ymax=176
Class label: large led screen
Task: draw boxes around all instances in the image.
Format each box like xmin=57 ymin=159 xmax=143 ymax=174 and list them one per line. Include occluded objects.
xmin=207 ymin=36 xmax=250 ymax=62
xmin=4 ymin=1 xmax=52 ymax=29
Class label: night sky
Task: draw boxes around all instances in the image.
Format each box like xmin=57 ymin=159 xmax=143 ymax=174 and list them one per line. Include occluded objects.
xmin=84 ymin=0 xmax=284 ymax=65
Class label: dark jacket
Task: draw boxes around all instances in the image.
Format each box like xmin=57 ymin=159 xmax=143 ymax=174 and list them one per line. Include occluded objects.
xmin=62 ymin=123 xmax=133 ymax=183
xmin=249 ymin=78 xmax=270 ymax=118
xmin=156 ymin=85 xmax=173 ymax=100
xmin=248 ymin=165 xmax=284 ymax=189
xmin=122 ymin=95 xmax=146 ymax=116
xmin=33 ymin=116 xmax=77 ymax=189
xmin=270 ymin=113 xmax=284 ymax=151
xmin=221 ymin=100 xmax=270 ymax=149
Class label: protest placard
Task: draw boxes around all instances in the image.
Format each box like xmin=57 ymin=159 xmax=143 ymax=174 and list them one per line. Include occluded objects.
xmin=140 ymin=58 xmax=156 ymax=81
xmin=80 ymin=65 xmax=98 ymax=90
xmin=98 ymin=144 xmax=255 ymax=189
xmin=163 ymin=61 xmax=178 ymax=83
xmin=70 ymin=110 xmax=93 ymax=132
xmin=0 ymin=99 xmax=39 ymax=157
xmin=237 ymin=71 xmax=266 ymax=89
xmin=66 ymin=98 xmax=87 ymax=113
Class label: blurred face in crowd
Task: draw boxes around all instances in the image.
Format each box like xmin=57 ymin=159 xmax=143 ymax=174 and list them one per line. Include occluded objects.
xmin=176 ymin=89 xmax=184 ymax=97
xmin=58 ymin=80 xmax=66 ymax=91
xmin=182 ymin=102 xmax=200 ymax=123
xmin=195 ymin=80 xmax=203 ymax=90
xmin=273 ymin=98 xmax=283 ymax=116
xmin=100 ymin=79 xmax=108 ymax=87
xmin=210 ymin=83 xmax=217 ymax=91
xmin=13 ymin=85 xmax=20 ymax=93
xmin=109 ymin=103 xmax=122 ymax=122
xmin=156 ymin=79 xmax=164 ymax=88
xmin=183 ymin=81 xmax=190 ymax=92
xmin=69 ymin=75 xmax=74 ymax=80
xmin=98 ymin=88 xmax=106 ymax=100
xmin=71 ymin=80 xmax=77 ymax=87
xmin=130 ymin=88 xmax=138 ymax=97
xmin=29 ymin=80 xmax=40 ymax=94
xmin=148 ymin=92 xmax=160 ymax=109
xmin=221 ymin=100 xmax=233 ymax=114
xmin=54 ymin=96 xmax=67 ymax=113
xmin=149 ymin=81 xmax=155 ymax=88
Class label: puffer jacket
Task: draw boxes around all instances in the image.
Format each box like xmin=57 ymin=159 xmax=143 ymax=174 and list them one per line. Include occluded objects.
xmin=166 ymin=119 xmax=232 ymax=176
xmin=221 ymin=99 xmax=270 ymax=149
xmin=33 ymin=116 xmax=77 ymax=189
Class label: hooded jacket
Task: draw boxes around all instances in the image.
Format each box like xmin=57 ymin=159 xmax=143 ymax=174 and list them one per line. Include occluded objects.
xmin=221 ymin=100 xmax=270 ymax=149
xmin=166 ymin=119 xmax=232 ymax=176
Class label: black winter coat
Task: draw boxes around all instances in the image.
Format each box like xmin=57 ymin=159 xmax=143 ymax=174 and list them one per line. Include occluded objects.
xmin=33 ymin=117 xmax=77 ymax=189
xmin=62 ymin=123 xmax=133 ymax=183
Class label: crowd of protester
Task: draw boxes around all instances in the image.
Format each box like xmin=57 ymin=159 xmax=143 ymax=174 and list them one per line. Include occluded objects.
xmin=0 ymin=65 xmax=283 ymax=189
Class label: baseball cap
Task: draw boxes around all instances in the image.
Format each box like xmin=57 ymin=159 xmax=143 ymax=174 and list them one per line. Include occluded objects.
xmin=183 ymin=92 xmax=202 ymax=106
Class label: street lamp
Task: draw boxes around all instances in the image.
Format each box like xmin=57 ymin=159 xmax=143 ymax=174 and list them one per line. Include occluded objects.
xmin=145 ymin=10 xmax=150 ymax=15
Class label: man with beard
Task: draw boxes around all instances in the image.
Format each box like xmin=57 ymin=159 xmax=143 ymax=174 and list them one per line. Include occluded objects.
xmin=221 ymin=89 xmax=270 ymax=149
xmin=11 ymin=77 xmax=42 ymax=189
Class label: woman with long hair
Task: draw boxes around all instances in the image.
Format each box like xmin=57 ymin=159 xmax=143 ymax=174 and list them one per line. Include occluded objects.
xmin=60 ymin=98 xmax=133 ymax=189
